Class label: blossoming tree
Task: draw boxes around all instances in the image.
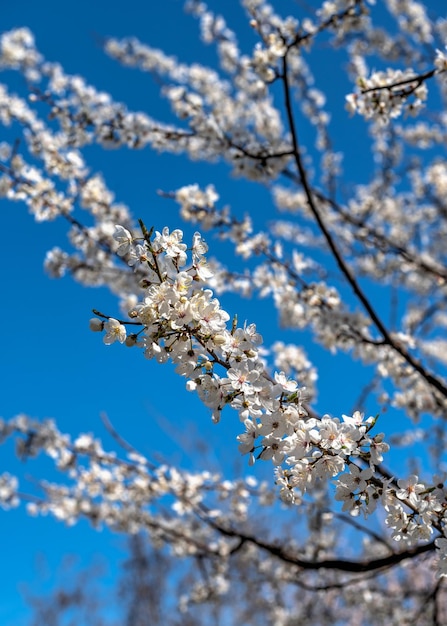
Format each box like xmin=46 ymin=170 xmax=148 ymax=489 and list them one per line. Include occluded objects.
xmin=2 ymin=0 xmax=447 ymax=623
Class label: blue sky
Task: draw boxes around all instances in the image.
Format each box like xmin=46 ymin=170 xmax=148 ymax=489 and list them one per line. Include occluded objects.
xmin=0 ymin=1 xmax=417 ymax=622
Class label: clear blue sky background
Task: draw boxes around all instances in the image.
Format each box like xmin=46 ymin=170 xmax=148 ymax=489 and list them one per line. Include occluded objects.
xmin=0 ymin=1 xmax=412 ymax=623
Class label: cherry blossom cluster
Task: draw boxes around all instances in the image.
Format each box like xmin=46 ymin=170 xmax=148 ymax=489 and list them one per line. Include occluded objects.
xmin=2 ymin=0 xmax=447 ymax=615
xmin=0 ymin=414 xmax=271 ymax=550
xmin=4 ymin=410 xmax=447 ymax=582
xmin=346 ymin=68 xmax=430 ymax=123
xmin=88 ymin=223 xmax=397 ymax=512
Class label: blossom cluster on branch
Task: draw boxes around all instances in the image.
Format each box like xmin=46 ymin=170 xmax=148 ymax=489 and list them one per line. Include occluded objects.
xmin=2 ymin=0 xmax=447 ymax=622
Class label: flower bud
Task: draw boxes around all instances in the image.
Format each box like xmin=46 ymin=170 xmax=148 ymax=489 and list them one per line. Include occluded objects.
xmin=89 ymin=318 xmax=103 ymax=332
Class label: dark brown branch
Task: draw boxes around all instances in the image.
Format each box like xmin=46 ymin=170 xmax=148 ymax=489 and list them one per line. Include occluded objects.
xmin=360 ymin=68 xmax=436 ymax=94
xmin=204 ymin=513 xmax=436 ymax=573
xmin=280 ymin=54 xmax=447 ymax=400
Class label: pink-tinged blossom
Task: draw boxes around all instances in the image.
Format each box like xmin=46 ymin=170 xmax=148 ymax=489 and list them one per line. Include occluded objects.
xmin=113 ymin=225 xmax=133 ymax=256
xmin=191 ymin=231 xmax=208 ymax=261
xmin=170 ymin=298 xmax=194 ymax=330
xmin=190 ymin=290 xmax=230 ymax=333
xmin=337 ymin=464 xmax=374 ymax=493
xmin=274 ymin=371 xmax=298 ymax=393
xmin=259 ymin=434 xmax=287 ymax=465
xmin=127 ymin=243 xmax=149 ymax=267
xmin=258 ymin=412 xmax=291 ymax=438
xmin=153 ymin=227 xmax=187 ymax=265
xmin=103 ymin=318 xmax=127 ymax=344
xmin=396 ymin=475 xmax=425 ymax=507
xmin=227 ymin=366 xmax=261 ymax=394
